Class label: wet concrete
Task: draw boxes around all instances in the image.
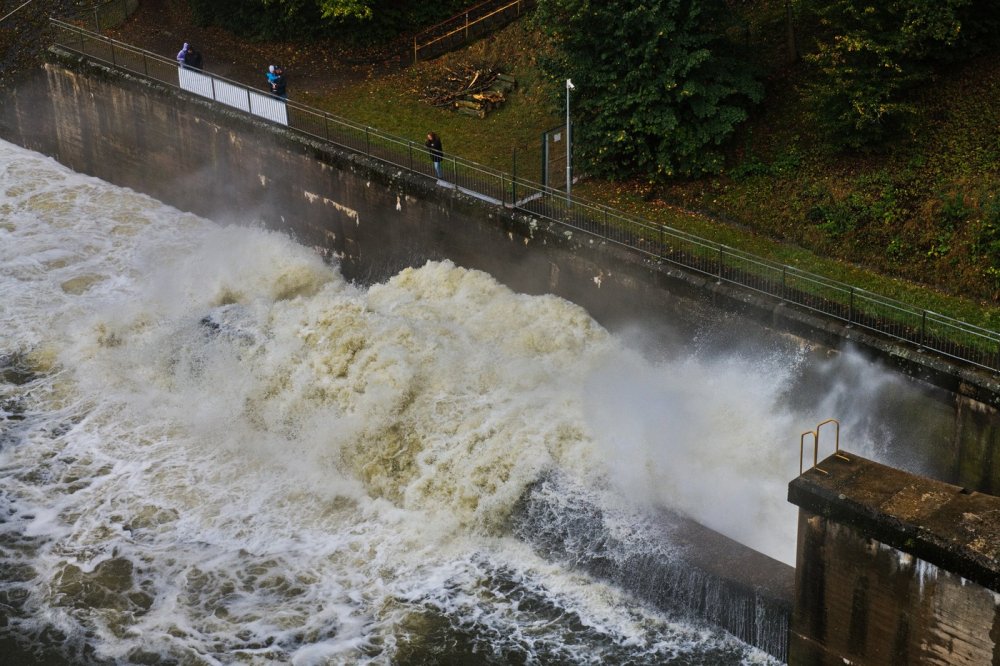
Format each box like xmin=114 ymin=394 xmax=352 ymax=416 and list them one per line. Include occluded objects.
xmin=788 ymin=452 xmax=1000 ymax=664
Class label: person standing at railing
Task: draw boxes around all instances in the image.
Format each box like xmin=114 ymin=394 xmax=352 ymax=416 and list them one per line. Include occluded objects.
xmin=267 ymin=65 xmax=287 ymax=100
xmin=272 ymin=65 xmax=287 ymax=100
xmin=185 ymin=45 xmax=203 ymax=71
xmin=425 ymin=132 xmax=443 ymax=180
xmin=176 ymin=42 xmax=189 ymax=68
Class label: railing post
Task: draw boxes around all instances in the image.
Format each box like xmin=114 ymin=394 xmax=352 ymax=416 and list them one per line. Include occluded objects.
xmin=511 ymin=148 xmax=517 ymax=204
xmin=452 ymin=157 xmax=458 ymax=190
xmin=324 ymin=114 xmax=330 ymax=142
xmin=365 ymin=127 xmax=371 ymax=155
xmin=465 ymin=13 xmax=470 ymax=42
xmin=920 ymin=311 xmax=927 ymax=348
xmin=718 ymin=245 xmax=724 ymax=280
xmin=408 ymin=140 xmax=413 ymax=173
xmin=849 ymin=287 xmax=855 ymax=324
xmin=413 ymin=36 xmax=418 ymax=65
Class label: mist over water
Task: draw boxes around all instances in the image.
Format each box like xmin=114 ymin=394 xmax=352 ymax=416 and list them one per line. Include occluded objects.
xmin=0 ymin=139 xmax=929 ymax=664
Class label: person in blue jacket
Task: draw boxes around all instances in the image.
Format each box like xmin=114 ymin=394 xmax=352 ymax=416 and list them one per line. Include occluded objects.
xmin=176 ymin=42 xmax=189 ymax=68
xmin=271 ymin=65 xmax=287 ymax=100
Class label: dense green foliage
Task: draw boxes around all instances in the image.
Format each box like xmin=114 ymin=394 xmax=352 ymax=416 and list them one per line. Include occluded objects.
xmin=801 ymin=0 xmax=1000 ymax=150
xmin=188 ymin=0 xmax=468 ymax=41
xmin=533 ymin=0 xmax=763 ymax=180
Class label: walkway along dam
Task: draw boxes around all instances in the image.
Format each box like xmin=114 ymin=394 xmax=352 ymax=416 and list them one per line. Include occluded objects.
xmin=2 ymin=35 xmax=1000 ymax=664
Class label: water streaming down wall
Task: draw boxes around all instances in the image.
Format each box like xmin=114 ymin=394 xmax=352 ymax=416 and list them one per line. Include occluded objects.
xmin=512 ymin=475 xmax=792 ymax=662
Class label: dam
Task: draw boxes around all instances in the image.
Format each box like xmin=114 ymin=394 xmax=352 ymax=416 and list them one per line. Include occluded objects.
xmin=2 ymin=22 xmax=1000 ymax=665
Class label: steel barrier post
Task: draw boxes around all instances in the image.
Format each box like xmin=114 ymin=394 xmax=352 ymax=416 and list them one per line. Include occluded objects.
xmin=511 ymin=148 xmax=517 ymax=204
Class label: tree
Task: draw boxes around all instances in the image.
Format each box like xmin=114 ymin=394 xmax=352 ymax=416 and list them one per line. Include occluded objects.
xmin=535 ymin=0 xmax=763 ymax=180
xmin=803 ymin=0 xmax=998 ymax=151
xmin=190 ymin=0 xmax=468 ymax=41
xmin=262 ymin=0 xmax=375 ymax=21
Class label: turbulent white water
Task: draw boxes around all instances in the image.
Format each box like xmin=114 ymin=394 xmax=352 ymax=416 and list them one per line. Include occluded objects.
xmin=0 ymin=139 xmax=925 ymax=664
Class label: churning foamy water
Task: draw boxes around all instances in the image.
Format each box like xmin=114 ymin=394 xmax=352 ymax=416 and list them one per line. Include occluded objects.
xmin=2 ymin=138 xmax=928 ymax=664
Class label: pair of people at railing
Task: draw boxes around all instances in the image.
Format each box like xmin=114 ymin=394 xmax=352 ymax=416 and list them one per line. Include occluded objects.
xmin=176 ymin=42 xmax=202 ymax=70
xmin=266 ymin=65 xmax=287 ymax=100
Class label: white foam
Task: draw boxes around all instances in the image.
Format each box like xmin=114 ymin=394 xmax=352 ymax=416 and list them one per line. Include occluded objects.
xmin=0 ymin=138 xmax=829 ymax=664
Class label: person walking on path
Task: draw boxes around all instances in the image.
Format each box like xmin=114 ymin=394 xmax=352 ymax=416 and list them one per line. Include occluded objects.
xmin=425 ymin=132 xmax=443 ymax=180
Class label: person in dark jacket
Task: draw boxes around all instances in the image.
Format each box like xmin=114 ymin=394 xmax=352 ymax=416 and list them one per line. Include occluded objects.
xmin=425 ymin=132 xmax=443 ymax=179
xmin=184 ymin=45 xmax=203 ymax=70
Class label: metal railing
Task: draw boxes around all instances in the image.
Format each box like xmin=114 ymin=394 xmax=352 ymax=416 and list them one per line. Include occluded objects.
xmin=48 ymin=20 xmax=1000 ymax=374
xmin=799 ymin=419 xmax=848 ymax=475
xmin=413 ymin=0 xmax=536 ymax=63
xmin=62 ymin=0 xmax=139 ymax=32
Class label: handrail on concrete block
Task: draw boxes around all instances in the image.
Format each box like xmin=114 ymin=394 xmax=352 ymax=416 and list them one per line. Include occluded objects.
xmin=799 ymin=418 xmax=847 ymax=476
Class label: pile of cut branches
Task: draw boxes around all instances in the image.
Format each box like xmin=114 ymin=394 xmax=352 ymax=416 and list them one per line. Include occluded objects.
xmin=422 ymin=64 xmax=516 ymax=118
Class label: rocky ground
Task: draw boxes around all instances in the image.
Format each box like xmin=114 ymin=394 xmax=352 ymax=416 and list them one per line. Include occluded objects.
xmin=1 ymin=0 xmax=83 ymax=84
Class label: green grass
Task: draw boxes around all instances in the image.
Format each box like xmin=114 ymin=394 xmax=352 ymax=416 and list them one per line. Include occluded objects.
xmin=300 ymin=21 xmax=559 ymax=182
xmin=293 ymin=18 xmax=1000 ymax=332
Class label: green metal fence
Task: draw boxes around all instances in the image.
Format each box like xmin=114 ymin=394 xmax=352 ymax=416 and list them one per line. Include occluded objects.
xmin=48 ymin=19 xmax=1000 ymax=373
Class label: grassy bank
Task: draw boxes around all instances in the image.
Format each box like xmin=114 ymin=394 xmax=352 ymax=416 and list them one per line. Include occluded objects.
xmin=309 ymin=16 xmax=1000 ymax=330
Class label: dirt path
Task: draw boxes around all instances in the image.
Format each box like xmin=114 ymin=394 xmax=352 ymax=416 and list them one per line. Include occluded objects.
xmin=107 ymin=0 xmax=409 ymax=99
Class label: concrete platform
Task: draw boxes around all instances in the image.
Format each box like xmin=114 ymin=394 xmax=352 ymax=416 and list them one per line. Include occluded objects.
xmin=789 ymin=452 xmax=1000 ymax=592
xmin=788 ymin=452 xmax=1000 ymax=665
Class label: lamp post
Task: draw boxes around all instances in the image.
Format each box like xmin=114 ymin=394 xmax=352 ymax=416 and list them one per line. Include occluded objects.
xmin=565 ymin=78 xmax=574 ymax=203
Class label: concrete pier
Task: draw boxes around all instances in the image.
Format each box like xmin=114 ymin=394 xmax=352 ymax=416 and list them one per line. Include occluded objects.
xmin=788 ymin=452 xmax=1000 ymax=665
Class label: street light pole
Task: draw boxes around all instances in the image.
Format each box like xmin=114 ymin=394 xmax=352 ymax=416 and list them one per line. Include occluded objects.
xmin=566 ymin=78 xmax=574 ymax=203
